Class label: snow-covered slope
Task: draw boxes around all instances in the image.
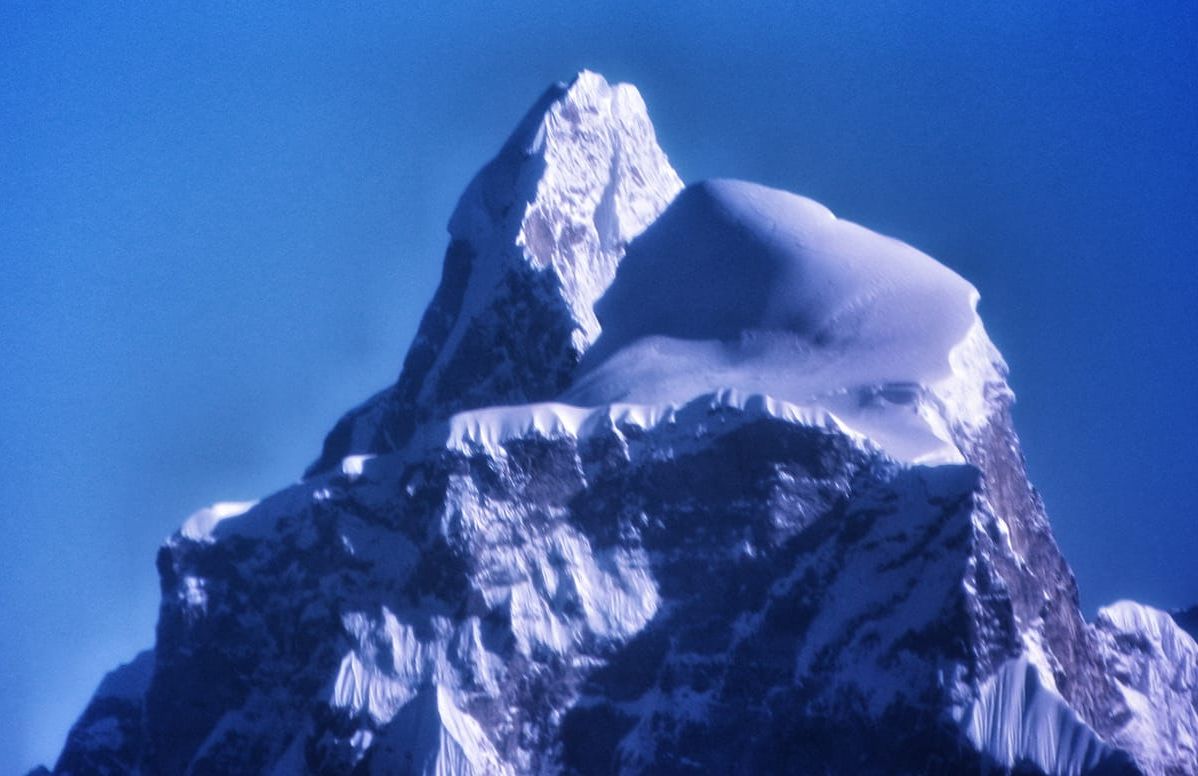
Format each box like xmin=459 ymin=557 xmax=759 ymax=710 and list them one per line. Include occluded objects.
xmin=48 ymin=72 xmax=1196 ymax=776
xmin=566 ymin=178 xmax=1003 ymax=464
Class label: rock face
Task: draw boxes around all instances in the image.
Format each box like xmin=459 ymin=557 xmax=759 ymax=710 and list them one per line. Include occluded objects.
xmin=51 ymin=72 xmax=1197 ymax=775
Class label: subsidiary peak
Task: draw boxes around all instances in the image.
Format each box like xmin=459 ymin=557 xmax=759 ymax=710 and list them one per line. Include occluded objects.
xmin=567 ymin=178 xmax=1000 ymax=464
xmin=491 ymin=70 xmax=630 ymax=158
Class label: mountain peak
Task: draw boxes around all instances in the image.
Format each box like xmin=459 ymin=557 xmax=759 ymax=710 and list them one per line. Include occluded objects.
xmin=567 ymin=178 xmax=1005 ymax=464
xmin=448 ymin=69 xmax=681 ymax=347
xmin=491 ymin=70 xmax=625 ymax=158
xmin=307 ymin=71 xmax=681 ymax=475
xmin=50 ymin=73 xmax=1197 ymax=776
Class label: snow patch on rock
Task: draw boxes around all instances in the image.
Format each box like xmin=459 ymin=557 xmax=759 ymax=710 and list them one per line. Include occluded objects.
xmin=179 ymin=500 xmax=258 ymax=543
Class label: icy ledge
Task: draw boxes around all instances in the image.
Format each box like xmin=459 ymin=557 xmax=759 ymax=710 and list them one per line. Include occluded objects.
xmin=433 ymin=390 xmax=872 ymax=460
xmin=339 ymin=177 xmax=1020 ymax=471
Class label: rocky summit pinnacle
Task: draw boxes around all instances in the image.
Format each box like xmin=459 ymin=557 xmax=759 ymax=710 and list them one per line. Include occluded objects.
xmin=49 ymin=73 xmax=1197 ymax=775
xmin=306 ymin=71 xmax=683 ymax=477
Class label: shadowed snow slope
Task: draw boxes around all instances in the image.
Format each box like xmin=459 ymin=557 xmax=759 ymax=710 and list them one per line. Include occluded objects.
xmin=582 ymin=179 xmax=975 ymax=370
xmin=566 ymin=178 xmax=998 ymax=463
xmin=47 ymin=72 xmax=1196 ymax=776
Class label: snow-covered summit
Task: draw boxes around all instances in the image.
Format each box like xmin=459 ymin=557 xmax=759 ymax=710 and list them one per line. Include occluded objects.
xmin=313 ymin=77 xmax=1006 ymax=471
xmin=49 ymin=72 xmax=1197 ymax=776
xmin=565 ymin=178 xmax=1006 ymax=463
xmin=307 ymin=70 xmax=682 ymax=476
xmin=448 ymin=69 xmax=683 ymax=351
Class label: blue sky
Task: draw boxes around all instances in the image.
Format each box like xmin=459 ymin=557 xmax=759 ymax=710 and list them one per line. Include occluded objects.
xmin=1 ymin=2 xmax=1195 ymax=770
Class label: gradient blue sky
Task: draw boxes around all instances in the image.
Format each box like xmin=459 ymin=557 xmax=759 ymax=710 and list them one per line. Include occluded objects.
xmin=2 ymin=2 xmax=1195 ymax=771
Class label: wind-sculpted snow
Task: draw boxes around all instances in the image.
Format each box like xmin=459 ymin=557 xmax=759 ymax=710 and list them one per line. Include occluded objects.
xmin=180 ymin=500 xmax=258 ymax=543
xmin=49 ymin=72 xmax=1197 ymax=775
xmin=583 ymin=179 xmax=976 ymax=370
xmin=567 ymin=179 xmax=1006 ymax=464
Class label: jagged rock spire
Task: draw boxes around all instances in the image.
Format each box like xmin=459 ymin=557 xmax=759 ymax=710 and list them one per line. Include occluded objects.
xmin=308 ymin=71 xmax=682 ymax=476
